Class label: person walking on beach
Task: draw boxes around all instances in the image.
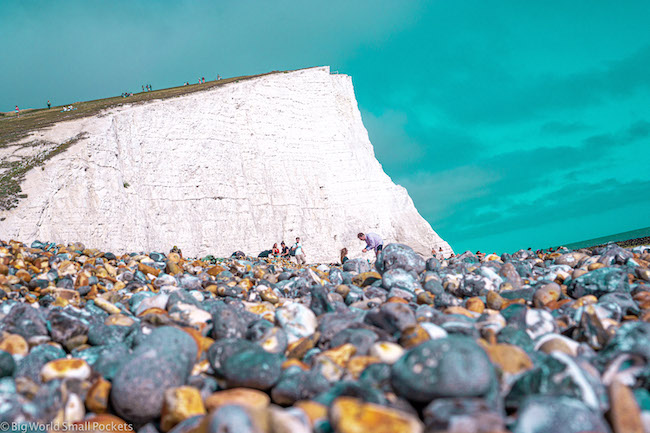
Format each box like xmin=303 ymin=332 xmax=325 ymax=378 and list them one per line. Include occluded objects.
xmin=47 ymin=100 xmax=51 ymax=109
xmin=293 ymin=237 xmax=306 ymax=265
xmin=15 ymin=106 xmax=19 ymax=117
xmin=358 ymin=232 xmax=383 ymax=257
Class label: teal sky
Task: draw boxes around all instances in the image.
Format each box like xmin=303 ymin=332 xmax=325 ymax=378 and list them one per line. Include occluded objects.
xmin=2 ymin=1 xmax=649 ymax=253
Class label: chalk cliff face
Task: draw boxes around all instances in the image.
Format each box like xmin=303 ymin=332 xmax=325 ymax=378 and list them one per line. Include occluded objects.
xmin=0 ymin=67 xmax=452 ymax=262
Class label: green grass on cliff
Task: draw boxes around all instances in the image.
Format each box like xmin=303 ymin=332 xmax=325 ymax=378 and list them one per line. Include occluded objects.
xmin=0 ymin=70 xmax=286 ymax=210
xmin=0 ymin=71 xmax=283 ymax=149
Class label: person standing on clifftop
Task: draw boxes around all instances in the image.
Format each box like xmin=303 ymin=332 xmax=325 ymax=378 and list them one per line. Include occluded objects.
xmin=293 ymin=237 xmax=306 ymax=265
xmin=358 ymin=232 xmax=383 ymax=257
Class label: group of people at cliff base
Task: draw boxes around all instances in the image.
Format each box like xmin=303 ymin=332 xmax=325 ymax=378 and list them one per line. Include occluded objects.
xmin=259 ymin=232 xmax=384 ymax=266
xmin=259 ymin=237 xmax=306 ymax=264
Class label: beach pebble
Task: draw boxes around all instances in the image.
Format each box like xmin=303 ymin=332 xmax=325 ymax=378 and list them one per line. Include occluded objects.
xmin=276 ymin=303 xmax=317 ymax=343
xmin=222 ymin=346 xmax=283 ymax=390
xmin=330 ymin=396 xmax=423 ymax=433
xmin=375 ymin=244 xmax=425 ymax=275
xmin=40 ymin=358 xmax=91 ymax=382
xmin=369 ymin=342 xmax=404 ymax=365
xmin=567 ymin=267 xmax=630 ymax=298
xmin=513 ymin=396 xmax=611 ymax=433
xmin=160 ymin=386 xmax=206 ymax=432
xmin=110 ymin=327 xmax=197 ymax=424
xmin=391 ymin=336 xmax=496 ymax=403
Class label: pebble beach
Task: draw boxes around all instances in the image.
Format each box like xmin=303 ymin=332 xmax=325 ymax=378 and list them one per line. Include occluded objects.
xmin=1 ymin=239 xmax=649 ymax=433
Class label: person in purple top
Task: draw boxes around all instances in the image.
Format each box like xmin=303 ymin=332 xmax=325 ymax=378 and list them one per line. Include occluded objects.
xmin=358 ymin=232 xmax=383 ymax=257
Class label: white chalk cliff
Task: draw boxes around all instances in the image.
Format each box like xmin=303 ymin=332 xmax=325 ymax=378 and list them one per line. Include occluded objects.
xmin=0 ymin=66 xmax=452 ymax=262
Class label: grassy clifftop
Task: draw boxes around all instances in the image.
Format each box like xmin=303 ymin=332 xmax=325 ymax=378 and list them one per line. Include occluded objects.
xmin=0 ymin=70 xmax=284 ymax=149
xmin=0 ymin=70 xmax=287 ymax=210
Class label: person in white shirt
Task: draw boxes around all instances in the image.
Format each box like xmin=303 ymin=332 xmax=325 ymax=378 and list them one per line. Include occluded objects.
xmin=293 ymin=237 xmax=306 ymax=265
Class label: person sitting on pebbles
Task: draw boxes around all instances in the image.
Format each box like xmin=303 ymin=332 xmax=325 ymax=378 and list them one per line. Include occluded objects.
xmin=340 ymin=248 xmax=349 ymax=264
xmin=358 ymin=232 xmax=383 ymax=257
xmin=280 ymin=241 xmax=290 ymax=258
xmin=271 ymin=243 xmax=280 ymax=257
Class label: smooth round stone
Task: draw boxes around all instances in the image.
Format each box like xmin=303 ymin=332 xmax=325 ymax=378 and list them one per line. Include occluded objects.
xmin=40 ymin=358 xmax=91 ymax=382
xmin=207 ymin=339 xmax=259 ymax=378
xmin=426 ymin=257 xmax=441 ymax=272
xmin=111 ymin=327 xmax=198 ymax=424
xmin=381 ymin=268 xmax=421 ymax=293
xmin=533 ymin=283 xmax=561 ymax=307
xmin=567 ymin=267 xmax=630 ymax=299
xmin=376 ymin=244 xmax=426 ymax=275
xmin=513 ymin=396 xmax=611 ymax=433
xmin=276 ymin=303 xmax=317 ymax=343
xmin=369 ymin=342 xmax=404 ymax=365
xmin=222 ymin=347 xmax=283 ymax=390
xmin=160 ymin=386 xmax=206 ymax=432
xmin=343 ymin=259 xmax=372 ymax=274
xmin=423 ymin=278 xmax=444 ymax=296
xmin=330 ymin=329 xmax=378 ymax=356
xmin=364 ymin=303 xmax=416 ymax=335
xmin=0 ymin=350 xmax=15 ymax=377
xmin=391 ymin=336 xmax=496 ymax=403
xmin=0 ymin=333 xmax=29 ymax=357
xmin=211 ymin=303 xmax=248 ymax=340
xmin=483 ymin=343 xmax=532 ymax=375
xmin=204 ymin=388 xmax=270 ymax=415
xmin=271 ymin=368 xmax=331 ymax=405
xmin=330 ymin=397 xmax=423 ymax=433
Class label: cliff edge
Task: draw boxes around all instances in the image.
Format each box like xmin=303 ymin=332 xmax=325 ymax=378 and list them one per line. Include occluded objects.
xmin=0 ymin=66 xmax=452 ymax=261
